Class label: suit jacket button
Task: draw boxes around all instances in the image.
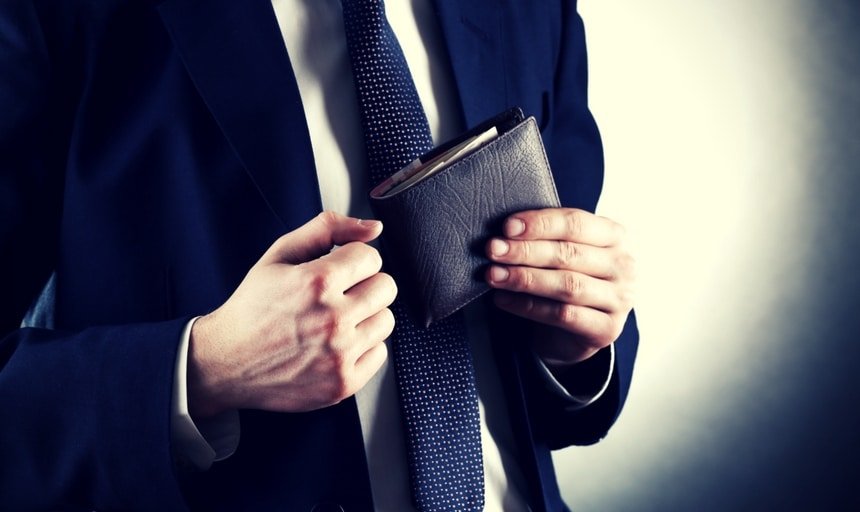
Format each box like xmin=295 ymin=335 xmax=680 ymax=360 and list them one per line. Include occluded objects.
xmin=310 ymin=503 xmax=345 ymax=512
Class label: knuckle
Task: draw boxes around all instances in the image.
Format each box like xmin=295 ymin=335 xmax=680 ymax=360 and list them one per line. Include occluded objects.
xmin=556 ymin=241 xmax=579 ymax=267
xmin=538 ymin=213 xmax=554 ymax=237
xmin=317 ymin=210 xmax=340 ymax=227
xmin=355 ymin=242 xmax=383 ymax=270
xmin=309 ymin=276 xmax=332 ymax=303
xmin=517 ymin=240 xmax=531 ymax=261
xmin=374 ymin=309 xmax=396 ymax=339
xmin=272 ymin=233 xmax=291 ymax=252
xmin=369 ymin=246 xmax=384 ymax=271
xmin=561 ymin=273 xmax=584 ymax=301
xmin=523 ymin=296 xmax=536 ymax=314
xmin=376 ymin=340 xmax=390 ymax=363
xmin=556 ymin=304 xmax=579 ymax=325
xmin=309 ymin=263 xmax=339 ymax=300
xmin=383 ymin=308 xmax=396 ymax=330
xmin=380 ymin=272 xmax=398 ymax=301
xmin=511 ymin=268 xmax=534 ymax=290
xmin=616 ymin=253 xmax=637 ymax=280
xmin=309 ymin=273 xmax=328 ymax=299
xmin=565 ymin=210 xmax=585 ymax=238
xmin=317 ymin=309 xmax=349 ymax=346
xmin=598 ymin=321 xmax=624 ymax=346
xmin=328 ymin=313 xmax=350 ymax=341
xmin=327 ymin=343 xmax=349 ymax=368
xmin=594 ymin=330 xmax=614 ymax=347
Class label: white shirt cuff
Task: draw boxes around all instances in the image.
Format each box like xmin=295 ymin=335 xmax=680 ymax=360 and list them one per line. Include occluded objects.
xmin=533 ymin=344 xmax=615 ymax=411
xmin=171 ymin=317 xmax=240 ymax=471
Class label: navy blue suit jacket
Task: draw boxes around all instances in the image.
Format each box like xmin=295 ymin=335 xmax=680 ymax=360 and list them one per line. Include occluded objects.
xmin=0 ymin=0 xmax=638 ymax=510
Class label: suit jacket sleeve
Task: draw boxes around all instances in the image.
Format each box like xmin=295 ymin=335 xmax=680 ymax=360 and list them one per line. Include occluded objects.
xmin=520 ymin=313 xmax=639 ymax=449
xmin=0 ymin=3 xmax=189 ymax=510
xmin=517 ymin=0 xmax=640 ymax=450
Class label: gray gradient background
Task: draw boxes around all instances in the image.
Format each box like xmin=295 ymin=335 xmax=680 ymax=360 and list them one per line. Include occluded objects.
xmin=553 ymin=1 xmax=860 ymax=510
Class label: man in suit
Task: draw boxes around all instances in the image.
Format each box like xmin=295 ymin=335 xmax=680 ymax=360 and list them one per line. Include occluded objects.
xmin=0 ymin=0 xmax=638 ymax=510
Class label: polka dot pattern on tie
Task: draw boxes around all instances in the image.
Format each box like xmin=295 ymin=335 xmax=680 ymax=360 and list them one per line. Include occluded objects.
xmin=342 ymin=0 xmax=435 ymax=182
xmin=389 ymin=305 xmax=484 ymax=512
xmin=340 ymin=1 xmax=485 ymax=510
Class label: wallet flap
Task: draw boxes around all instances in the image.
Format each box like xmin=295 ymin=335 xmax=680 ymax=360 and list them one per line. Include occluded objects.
xmin=371 ymin=114 xmax=560 ymax=327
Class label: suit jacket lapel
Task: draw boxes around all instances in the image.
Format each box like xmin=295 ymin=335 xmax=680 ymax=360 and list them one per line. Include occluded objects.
xmin=157 ymin=0 xmax=322 ymax=229
xmin=432 ymin=0 xmax=508 ymax=128
xmin=157 ymin=0 xmax=509 ymax=229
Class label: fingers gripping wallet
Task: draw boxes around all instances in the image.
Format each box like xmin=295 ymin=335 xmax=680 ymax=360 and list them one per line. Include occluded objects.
xmin=370 ymin=108 xmax=562 ymax=328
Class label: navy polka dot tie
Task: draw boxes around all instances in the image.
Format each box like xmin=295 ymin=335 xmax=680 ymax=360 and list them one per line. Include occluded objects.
xmin=340 ymin=1 xmax=485 ymax=510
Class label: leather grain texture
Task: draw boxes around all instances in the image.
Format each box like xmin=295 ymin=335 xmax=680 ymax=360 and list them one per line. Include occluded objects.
xmin=371 ymin=117 xmax=561 ymax=327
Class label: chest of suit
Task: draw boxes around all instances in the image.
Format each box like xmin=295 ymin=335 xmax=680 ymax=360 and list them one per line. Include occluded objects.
xmin=33 ymin=1 xmax=587 ymax=510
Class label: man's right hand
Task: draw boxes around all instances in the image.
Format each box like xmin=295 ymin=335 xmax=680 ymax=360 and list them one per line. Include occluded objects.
xmin=187 ymin=211 xmax=397 ymax=418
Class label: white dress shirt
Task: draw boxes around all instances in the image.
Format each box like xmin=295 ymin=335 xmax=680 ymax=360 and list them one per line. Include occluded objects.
xmin=170 ymin=1 xmax=614 ymax=510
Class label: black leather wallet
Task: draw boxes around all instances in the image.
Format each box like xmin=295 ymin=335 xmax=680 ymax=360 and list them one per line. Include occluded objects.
xmin=370 ymin=108 xmax=561 ymax=327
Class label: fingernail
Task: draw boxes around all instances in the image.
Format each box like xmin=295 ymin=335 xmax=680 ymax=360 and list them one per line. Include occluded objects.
xmin=490 ymin=266 xmax=509 ymax=283
xmin=489 ymin=239 xmax=509 ymax=257
xmin=358 ymin=218 xmax=382 ymax=229
xmin=505 ymin=218 xmax=525 ymax=237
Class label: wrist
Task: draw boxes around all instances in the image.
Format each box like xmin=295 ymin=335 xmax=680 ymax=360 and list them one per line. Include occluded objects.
xmin=188 ymin=313 xmax=235 ymax=419
xmin=532 ymin=324 xmax=599 ymax=368
xmin=539 ymin=350 xmax=600 ymax=372
xmin=536 ymin=343 xmax=614 ymax=402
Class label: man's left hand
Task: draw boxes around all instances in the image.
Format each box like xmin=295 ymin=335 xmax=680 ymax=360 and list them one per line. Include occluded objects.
xmin=485 ymin=208 xmax=636 ymax=367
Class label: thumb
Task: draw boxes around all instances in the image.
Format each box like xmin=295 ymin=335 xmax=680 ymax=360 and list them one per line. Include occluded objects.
xmin=260 ymin=211 xmax=383 ymax=265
